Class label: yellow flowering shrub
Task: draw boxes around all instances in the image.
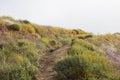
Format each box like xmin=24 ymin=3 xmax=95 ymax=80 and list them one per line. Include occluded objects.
xmin=42 ymin=37 xmax=50 ymax=44
xmin=21 ymin=24 xmax=35 ymax=34
xmin=16 ymin=55 xmax=23 ymax=62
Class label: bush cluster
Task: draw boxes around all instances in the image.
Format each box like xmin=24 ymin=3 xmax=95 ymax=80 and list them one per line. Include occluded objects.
xmin=54 ymin=56 xmax=91 ymax=80
xmin=22 ymin=20 xmax=30 ymax=24
xmin=9 ymin=24 xmax=21 ymax=31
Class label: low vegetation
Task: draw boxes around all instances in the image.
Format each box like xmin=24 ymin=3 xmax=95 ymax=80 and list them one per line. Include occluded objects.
xmin=0 ymin=16 xmax=120 ymax=80
xmin=0 ymin=39 xmax=39 ymax=80
xmin=0 ymin=16 xmax=79 ymax=79
xmin=54 ymin=39 xmax=120 ymax=80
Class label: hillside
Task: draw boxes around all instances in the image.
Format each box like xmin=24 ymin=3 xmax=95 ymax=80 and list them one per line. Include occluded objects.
xmin=0 ymin=16 xmax=120 ymax=80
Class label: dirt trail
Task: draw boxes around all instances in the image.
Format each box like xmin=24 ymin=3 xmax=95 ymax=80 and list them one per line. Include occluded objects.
xmin=36 ymin=45 xmax=70 ymax=80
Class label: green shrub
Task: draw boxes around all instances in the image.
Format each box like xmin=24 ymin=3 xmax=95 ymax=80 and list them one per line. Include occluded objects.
xmin=0 ymin=44 xmax=4 ymax=49
xmin=67 ymin=45 xmax=87 ymax=56
xmin=22 ymin=20 xmax=30 ymax=24
xmin=73 ymin=29 xmax=80 ymax=34
xmin=73 ymin=39 xmax=94 ymax=51
xmin=53 ymin=56 xmax=91 ymax=80
xmin=85 ymin=34 xmax=93 ymax=39
xmin=67 ymin=40 xmax=94 ymax=56
xmin=49 ymin=40 xmax=57 ymax=46
xmin=78 ymin=36 xmax=85 ymax=39
xmin=9 ymin=24 xmax=21 ymax=31
xmin=73 ymin=29 xmax=87 ymax=35
xmin=60 ymin=38 xmax=71 ymax=45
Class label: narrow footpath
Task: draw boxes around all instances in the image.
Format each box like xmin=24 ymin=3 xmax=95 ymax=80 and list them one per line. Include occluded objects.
xmin=36 ymin=45 xmax=70 ymax=80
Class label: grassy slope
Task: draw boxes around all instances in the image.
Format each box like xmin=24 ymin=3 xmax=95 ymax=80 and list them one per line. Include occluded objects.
xmin=0 ymin=16 xmax=120 ymax=80
xmin=0 ymin=16 xmax=83 ymax=80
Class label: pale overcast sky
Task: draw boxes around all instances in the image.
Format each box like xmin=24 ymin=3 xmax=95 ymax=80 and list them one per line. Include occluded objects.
xmin=0 ymin=0 xmax=120 ymax=34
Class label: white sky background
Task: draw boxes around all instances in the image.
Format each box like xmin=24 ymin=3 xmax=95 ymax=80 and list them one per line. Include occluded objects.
xmin=0 ymin=0 xmax=120 ymax=34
